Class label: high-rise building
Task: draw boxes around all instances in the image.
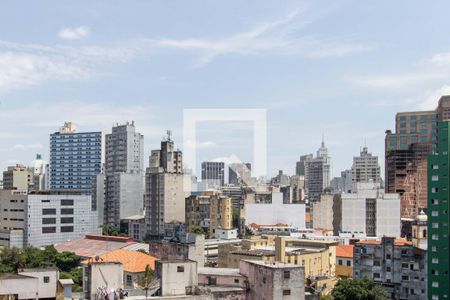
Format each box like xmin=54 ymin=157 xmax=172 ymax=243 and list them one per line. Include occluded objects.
xmin=428 ymin=121 xmax=450 ymax=300
xmin=145 ymin=132 xmax=185 ymax=240
xmin=331 ymin=169 xmax=352 ymax=193
xmin=295 ymin=154 xmax=313 ymax=179
xmin=385 ymin=96 xmax=450 ymax=218
xmin=49 ymin=122 xmax=102 ymax=192
xmin=201 ymin=161 xmax=224 ymax=188
xmin=2 ymin=164 xmax=33 ymax=191
xmin=351 ymin=146 xmax=381 ymax=185
xmin=104 ymin=122 xmax=144 ymax=227
xmin=228 ymin=163 xmax=251 ymax=186
xmin=306 ymin=140 xmax=332 ymax=201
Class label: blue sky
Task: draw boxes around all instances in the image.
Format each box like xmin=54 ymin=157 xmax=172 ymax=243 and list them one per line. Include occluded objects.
xmin=1 ymin=0 xmax=450 ymax=179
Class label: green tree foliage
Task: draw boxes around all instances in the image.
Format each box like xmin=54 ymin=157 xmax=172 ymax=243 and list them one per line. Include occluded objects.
xmin=190 ymin=226 xmax=205 ymax=235
xmin=55 ymin=251 xmax=80 ymax=272
xmin=232 ymin=207 xmax=240 ymax=228
xmin=60 ymin=268 xmax=83 ymax=292
xmin=100 ymin=225 xmax=128 ymax=237
xmin=139 ymin=264 xmax=157 ymax=299
xmin=331 ymin=278 xmax=390 ymax=300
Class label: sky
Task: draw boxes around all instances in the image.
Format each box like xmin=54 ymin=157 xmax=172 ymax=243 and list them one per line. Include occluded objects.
xmin=1 ymin=0 xmax=450 ymax=180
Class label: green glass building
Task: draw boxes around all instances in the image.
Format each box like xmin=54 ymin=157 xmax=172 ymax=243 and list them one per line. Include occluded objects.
xmin=428 ymin=121 xmax=450 ymax=300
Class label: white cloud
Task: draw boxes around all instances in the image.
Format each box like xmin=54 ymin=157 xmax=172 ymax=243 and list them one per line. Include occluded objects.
xmin=58 ymin=26 xmax=90 ymax=40
xmin=430 ymin=52 xmax=450 ymax=66
xmin=185 ymin=140 xmax=217 ymax=149
xmin=419 ymin=85 xmax=450 ymax=110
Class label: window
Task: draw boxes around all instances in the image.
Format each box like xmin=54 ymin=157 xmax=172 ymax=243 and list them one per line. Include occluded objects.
xmin=177 ymin=266 xmax=184 ymax=272
xmin=346 ymin=261 xmax=351 ymax=266
xmin=283 ymin=290 xmax=291 ymax=296
xmin=432 ymin=234 xmax=439 ymax=240
xmin=284 ymin=271 xmax=290 ymax=279
xmin=43 ymin=276 xmax=50 ymax=283
xmin=402 ymin=275 xmax=409 ymax=281
xmin=42 ymin=218 xmax=56 ymax=225
xmin=432 ymin=246 xmax=437 ymax=252
xmin=432 ymin=223 xmax=439 ymax=229
xmin=433 ymin=164 xmax=439 ymax=170
xmin=42 ymin=227 xmax=56 ymax=234
xmin=432 ymin=199 xmax=439 ymax=205
xmin=126 ymin=275 xmax=132 ymax=286
xmin=234 ymin=278 xmax=239 ymax=284
xmin=432 ymin=175 xmax=439 ymax=181
xmin=338 ymin=259 xmax=343 ymax=266
xmin=432 ymin=187 xmax=439 ymax=193
xmin=386 ymin=254 xmax=391 ymax=260
xmin=432 ymin=211 xmax=439 ymax=217
xmin=61 ymin=226 xmax=74 ymax=232
xmin=432 ymin=258 xmax=439 ymax=264
xmin=61 ymin=199 xmax=74 ymax=206
xmin=42 ymin=209 xmax=56 ymax=215
xmin=374 ymin=260 xmax=380 ymax=266
xmin=432 ymin=282 xmax=439 ymax=288
xmin=373 ymin=273 xmax=380 ymax=279
xmin=61 ymin=208 xmax=74 ymax=215
xmin=386 ymin=267 xmax=391 ymax=272
xmin=432 ymin=269 xmax=439 ymax=275
xmin=61 ymin=217 xmax=74 ymax=224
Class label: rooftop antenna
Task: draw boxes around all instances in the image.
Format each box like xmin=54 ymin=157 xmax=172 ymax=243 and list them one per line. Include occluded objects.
xmin=166 ymin=130 xmax=172 ymax=141
xmin=321 ymin=134 xmax=325 ymax=147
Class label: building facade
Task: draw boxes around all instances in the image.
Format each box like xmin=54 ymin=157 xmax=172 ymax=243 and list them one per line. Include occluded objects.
xmin=105 ymin=121 xmax=144 ymax=227
xmin=307 ymin=140 xmax=332 ymax=201
xmin=201 ymin=161 xmax=225 ymax=188
xmin=25 ymin=191 xmax=100 ymax=247
xmin=353 ymin=237 xmax=427 ymax=300
xmin=428 ymin=121 xmax=450 ymax=300
xmin=228 ymin=163 xmax=251 ymax=186
xmin=351 ymin=146 xmax=382 ymax=186
xmin=145 ymin=133 xmax=185 ymax=239
xmin=49 ymin=122 xmax=102 ymax=192
xmin=341 ymin=182 xmax=400 ymax=238
xmin=2 ymin=164 xmax=33 ymax=191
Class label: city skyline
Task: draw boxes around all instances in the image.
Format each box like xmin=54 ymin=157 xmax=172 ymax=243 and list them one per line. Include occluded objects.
xmin=2 ymin=1 xmax=450 ymax=178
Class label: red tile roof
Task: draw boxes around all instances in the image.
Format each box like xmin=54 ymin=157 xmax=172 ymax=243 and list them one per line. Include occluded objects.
xmin=336 ymin=245 xmax=354 ymax=258
xmin=82 ymin=249 xmax=157 ymax=273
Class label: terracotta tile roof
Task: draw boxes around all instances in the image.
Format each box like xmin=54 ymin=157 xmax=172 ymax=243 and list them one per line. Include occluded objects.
xmin=247 ymin=223 xmax=289 ymax=229
xmin=356 ymin=239 xmax=412 ymax=247
xmin=336 ymin=245 xmax=354 ymax=258
xmin=82 ymin=249 xmax=157 ymax=273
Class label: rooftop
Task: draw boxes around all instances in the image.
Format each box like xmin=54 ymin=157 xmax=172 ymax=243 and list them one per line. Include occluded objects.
xmin=336 ymin=245 xmax=354 ymax=258
xmin=82 ymin=249 xmax=157 ymax=272
xmin=0 ymin=273 xmax=36 ymax=280
xmin=356 ymin=239 xmax=412 ymax=247
xmin=242 ymin=259 xmax=301 ymax=269
xmin=198 ymin=268 xmax=243 ymax=277
xmin=54 ymin=235 xmax=136 ymax=258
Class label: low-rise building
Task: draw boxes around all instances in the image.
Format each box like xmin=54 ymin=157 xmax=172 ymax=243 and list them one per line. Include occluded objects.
xmin=83 ymin=262 xmax=124 ymax=300
xmin=335 ymin=245 xmax=353 ymax=278
xmin=240 ymin=260 xmax=305 ymax=300
xmin=82 ymin=249 xmax=157 ymax=290
xmin=218 ymin=235 xmax=337 ymax=280
xmin=353 ymin=237 xmax=427 ymax=299
xmin=2 ymin=164 xmax=33 ymax=191
xmin=156 ymin=260 xmax=198 ymax=297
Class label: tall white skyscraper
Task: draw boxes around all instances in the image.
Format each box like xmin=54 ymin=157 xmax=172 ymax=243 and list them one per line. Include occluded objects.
xmin=104 ymin=121 xmax=144 ymax=227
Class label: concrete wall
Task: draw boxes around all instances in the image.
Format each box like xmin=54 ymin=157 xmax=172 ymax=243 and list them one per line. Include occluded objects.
xmin=245 ymin=192 xmax=305 ymax=229
xmin=157 ymin=261 xmax=198 ymax=297
xmin=239 ymin=260 xmax=305 ymax=300
xmin=18 ymin=269 xmax=58 ymax=299
xmin=84 ymin=263 xmax=123 ymax=300
xmin=0 ymin=276 xmax=38 ymax=299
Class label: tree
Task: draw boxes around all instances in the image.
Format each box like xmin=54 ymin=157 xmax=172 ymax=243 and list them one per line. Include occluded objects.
xmin=55 ymin=251 xmax=80 ymax=272
xmin=320 ymin=294 xmax=333 ymax=300
xmin=232 ymin=207 xmax=240 ymax=228
xmin=331 ymin=278 xmax=390 ymax=300
xmin=0 ymin=247 xmax=25 ymax=272
xmin=139 ymin=264 xmax=158 ymax=299
xmin=190 ymin=226 xmax=205 ymax=235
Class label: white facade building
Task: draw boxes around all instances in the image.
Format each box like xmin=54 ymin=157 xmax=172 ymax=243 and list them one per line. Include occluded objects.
xmin=25 ymin=192 xmax=100 ymax=247
xmin=341 ymin=182 xmax=400 ymax=238
xmin=244 ymin=191 xmax=306 ymax=229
